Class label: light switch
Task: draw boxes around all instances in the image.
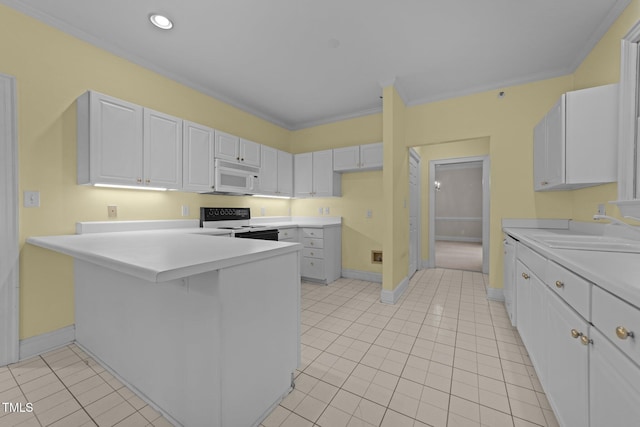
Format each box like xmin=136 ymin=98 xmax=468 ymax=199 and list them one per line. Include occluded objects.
xmin=324 ymin=207 xmax=330 ymax=215
xmin=318 ymin=207 xmax=324 ymax=215
xmin=366 ymin=209 xmax=373 ymax=219
xmin=24 ymin=191 xmax=40 ymax=208
xmin=181 ymin=205 xmax=190 ymax=217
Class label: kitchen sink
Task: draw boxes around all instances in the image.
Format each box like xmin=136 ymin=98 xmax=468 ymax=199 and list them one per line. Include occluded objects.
xmin=530 ymin=234 xmax=640 ymax=253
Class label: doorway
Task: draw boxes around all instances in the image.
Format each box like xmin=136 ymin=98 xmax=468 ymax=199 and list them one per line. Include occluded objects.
xmin=428 ymin=156 xmax=490 ymax=273
xmin=0 ymin=73 xmax=19 ymax=366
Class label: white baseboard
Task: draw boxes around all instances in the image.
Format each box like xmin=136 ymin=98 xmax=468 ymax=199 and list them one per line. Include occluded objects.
xmin=380 ymin=276 xmax=409 ymax=304
xmin=341 ymin=269 xmax=382 ymax=283
xmin=486 ymin=287 xmax=504 ymax=301
xmin=19 ymin=325 xmax=75 ymax=360
xmin=435 ymin=236 xmax=482 ymax=243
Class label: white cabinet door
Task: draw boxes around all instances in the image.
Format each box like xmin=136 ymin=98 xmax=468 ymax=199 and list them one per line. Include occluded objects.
xmin=544 ymin=98 xmax=565 ymax=189
xmin=260 ymin=145 xmax=278 ymax=195
xmin=312 ymin=149 xmax=335 ymax=197
xmin=533 ymin=118 xmax=547 ymax=191
xmin=516 ymin=261 xmax=533 ymax=349
xmin=333 ymin=146 xmax=360 ymax=171
xmin=84 ymin=92 xmax=144 ymax=186
xmin=143 ymin=109 xmax=182 ymax=189
xmin=277 ymin=150 xmax=293 ymax=197
xmin=545 ymin=288 xmax=589 ymax=427
xmin=590 ymin=328 xmax=640 ymax=427
xmin=294 ymin=153 xmax=313 ymax=197
xmin=215 ymin=131 xmax=240 ymax=162
xmin=182 ymin=121 xmax=214 ymax=192
xmin=360 ymin=142 xmax=383 ymax=169
xmin=239 ymin=138 xmax=261 ymax=167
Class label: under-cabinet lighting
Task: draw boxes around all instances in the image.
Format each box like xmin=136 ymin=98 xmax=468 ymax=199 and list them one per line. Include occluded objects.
xmin=251 ymin=194 xmax=292 ymax=199
xmin=149 ymin=14 xmax=173 ymax=30
xmin=94 ymin=183 xmax=170 ymax=191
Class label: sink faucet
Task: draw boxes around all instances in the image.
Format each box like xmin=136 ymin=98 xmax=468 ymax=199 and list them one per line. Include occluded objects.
xmin=593 ymin=215 xmax=640 ymax=234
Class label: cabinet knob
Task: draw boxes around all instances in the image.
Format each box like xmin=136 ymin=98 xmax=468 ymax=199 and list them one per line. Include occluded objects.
xmin=570 ymin=329 xmax=581 ymax=339
xmin=237 ymin=157 xmax=240 ymax=161
xmin=580 ymin=335 xmax=593 ymax=346
xmin=541 ymin=181 xmax=548 ymax=186
xmin=310 ymin=252 xmax=314 ymax=256
xmin=616 ymin=326 xmax=634 ymax=340
xmin=145 ymin=179 xmax=150 ymax=184
xmin=521 ymin=272 xmax=530 ymax=280
xmin=137 ymin=178 xmax=142 ymax=183
xmin=555 ymin=280 xmax=564 ymax=288
xmin=310 ymin=242 xmax=314 ymax=246
xmin=310 ymin=262 xmax=314 ymax=266
xmin=241 ymin=158 xmax=244 ymax=161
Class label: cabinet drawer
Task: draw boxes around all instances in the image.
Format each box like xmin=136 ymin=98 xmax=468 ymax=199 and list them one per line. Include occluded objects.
xmin=517 ymin=243 xmax=546 ymax=279
xmin=546 ymin=261 xmax=591 ymax=320
xmin=302 ymin=257 xmax=325 ymax=280
xmin=302 ymin=237 xmax=324 ymax=249
xmin=278 ymin=228 xmax=297 ymax=241
xmin=592 ymin=286 xmax=639 ymax=363
xmin=303 ymin=248 xmax=324 ymax=259
xmin=302 ymin=228 xmax=324 ymax=239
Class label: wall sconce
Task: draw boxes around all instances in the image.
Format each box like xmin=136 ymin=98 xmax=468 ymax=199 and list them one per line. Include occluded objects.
xmin=434 ymin=180 xmax=441 ymax=191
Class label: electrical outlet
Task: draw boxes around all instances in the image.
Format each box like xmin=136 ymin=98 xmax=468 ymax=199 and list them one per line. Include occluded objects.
xmin=597 ymin=204 xmax=606 ymax=216
xmin=108 ymin=205 xmax=118 ymax=218
xmin=325 ymin=207 xmax=330 ymax=215
xmin=23 ymin=191 xmax=40 ymax=208
xmin=261 ymin=207 xmax=266 ymax=216
xmin=318 ymin=207 xmax=324 ymax=215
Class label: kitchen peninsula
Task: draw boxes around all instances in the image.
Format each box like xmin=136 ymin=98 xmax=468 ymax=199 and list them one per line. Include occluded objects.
xmin=27 ymin=224 xmax=302 ymax=427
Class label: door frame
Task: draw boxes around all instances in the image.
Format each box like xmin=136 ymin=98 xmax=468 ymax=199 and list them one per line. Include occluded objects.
xmin=0 ymin=73 xmax=19 ymax=366
xmin=408 ymin=148 xmax=421 ymax=278
xmin=428 ymin=155 xmax=490 ymax=273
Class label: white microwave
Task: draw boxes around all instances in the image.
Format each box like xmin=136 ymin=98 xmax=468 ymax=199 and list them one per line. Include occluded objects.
xmin=212 ymin=159 xmax=260 ymax=195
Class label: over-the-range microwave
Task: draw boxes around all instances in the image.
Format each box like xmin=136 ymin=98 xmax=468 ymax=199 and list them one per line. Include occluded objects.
xmin=210 ymin=159 xmax=260 ymax=195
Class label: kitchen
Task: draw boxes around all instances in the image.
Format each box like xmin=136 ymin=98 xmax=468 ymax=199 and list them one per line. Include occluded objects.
xmin=2 ymin=0 xmax=640 ymax=426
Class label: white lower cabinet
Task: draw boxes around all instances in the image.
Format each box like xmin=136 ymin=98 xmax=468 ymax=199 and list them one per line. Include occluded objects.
xmin=507 ymin=234 xmax=640 ymax=427
xmin=300 ymin=227 xmax=341 ymax=284
xmin=545 ymin=289 xmax=589 ymax=427
xmin=589 ymin=328 xmax=640 ymax=427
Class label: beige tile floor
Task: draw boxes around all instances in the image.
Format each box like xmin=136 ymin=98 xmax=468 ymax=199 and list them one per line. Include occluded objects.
xmin=263 ymin=269 xmax=559 ymax=427
xmin=0 ymin=345 xmax=174 ymax=426
xmin=1 ymin=268 xmax=558 ymax=427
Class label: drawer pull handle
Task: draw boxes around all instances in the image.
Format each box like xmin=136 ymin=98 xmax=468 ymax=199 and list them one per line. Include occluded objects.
xmin=580 ymin=335 xmax=593 ymax=346
xmin=555 ymin=280 xmax=564 ymax=288
xmin=310 ymin=262 xmax=314 ymax=266
xmin=310 ymin=242 xmax=314 ymax=246
xmin=616 ymin=326 xmax=634 ymax=340
xmin=521 ymin=273 xmax=530 ymax=280
xmin=570 ymin=329 xmax=581 ymax=339
xmin=310 ymin=252 xmax=314 ymax=256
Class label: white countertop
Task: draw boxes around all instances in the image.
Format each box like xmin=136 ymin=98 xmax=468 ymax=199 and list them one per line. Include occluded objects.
xmin=503 ymin=226 xmax=640 ymax=309
xmin=250 ymin=216 xmax=342 ymax=228
xmin=27 ymin=229 xmax=301 ymax=283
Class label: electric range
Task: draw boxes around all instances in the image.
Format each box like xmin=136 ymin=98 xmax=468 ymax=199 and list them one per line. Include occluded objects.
xmin=200 ymin=207 xmax=279 ymax=240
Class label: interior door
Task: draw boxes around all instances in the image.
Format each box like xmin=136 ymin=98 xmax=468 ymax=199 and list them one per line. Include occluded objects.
xmin=408 ymin=152 xmax=419 ymax=278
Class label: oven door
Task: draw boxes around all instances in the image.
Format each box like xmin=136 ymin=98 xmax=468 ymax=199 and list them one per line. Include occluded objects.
xmin=234 ymin=229 xmax=279 ymax=241
xmin=213 ymin=160 xmax=260 ymax=194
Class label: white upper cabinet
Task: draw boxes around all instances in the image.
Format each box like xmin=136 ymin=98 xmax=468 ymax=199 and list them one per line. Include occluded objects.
xmin=533 ymin=84 xmax=618 ymax=191
xmin=182 ymin=121 xmax=215 ymax=192
xmin=143 ymin=109 xmax=183 ymax=189
xmin=78 ymin=91 xmax=144 ymax=186
xmin=239 ymin=138 xmax=261 ymax=167
xmin=277 ymin=150 xmax=293 ymax=197
xmin=78 ymin=91 xmax=182 ymax=189
xmin=333 ymin=142 xmax=383 ymax=172
xmin=214 ymin=131 xmax=261 ymax=166
xmin=260 ymin=146 xmax=293 ymax=197
xmin=295 ymin=150 xmax=341 ymax=198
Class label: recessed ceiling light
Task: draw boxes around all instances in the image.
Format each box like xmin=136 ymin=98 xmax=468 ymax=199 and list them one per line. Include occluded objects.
xmin=149 ymin=14 xmax=173 ymax=30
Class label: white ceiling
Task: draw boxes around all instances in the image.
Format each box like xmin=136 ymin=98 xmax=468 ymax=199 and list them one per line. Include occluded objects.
xmin=1 ymin=0 xmax=631 ymax=129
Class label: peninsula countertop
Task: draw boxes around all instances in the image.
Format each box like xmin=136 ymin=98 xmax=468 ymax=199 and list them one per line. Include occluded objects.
xmin=27 ymin=229 xmax=302 ymax=283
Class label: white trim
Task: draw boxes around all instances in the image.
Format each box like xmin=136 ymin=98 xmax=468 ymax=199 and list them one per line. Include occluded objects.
xmin=501 ymin=218 xmax=569 ymax=229
xmin=409 ymin=149 xmax=421 ymax=279
xmin=380 ymin=276 xmax=409 ymax=304
xmin=486 ymin=287 xmax=504 ymax=302
xmin=0 ymin=73 xmax=18 ymax=367
xmin=18 ymin=325 xmax=76 ymax=361
xmin=435 ymin=216 xmax=483 ymax=222
xmin=435 ymin=236 xmax=482 ymax=243
xmin=76 ymin=219 xmax=199 ymax=234
xmin=341 ymin=269 xmax=382 ymax=283
xmin=429 ymin=155 xmax=490 ymax=274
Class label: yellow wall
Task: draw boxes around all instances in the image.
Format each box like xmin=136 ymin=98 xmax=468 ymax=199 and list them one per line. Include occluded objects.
xmin=2 ymin=5 xmax=292 ymax=339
